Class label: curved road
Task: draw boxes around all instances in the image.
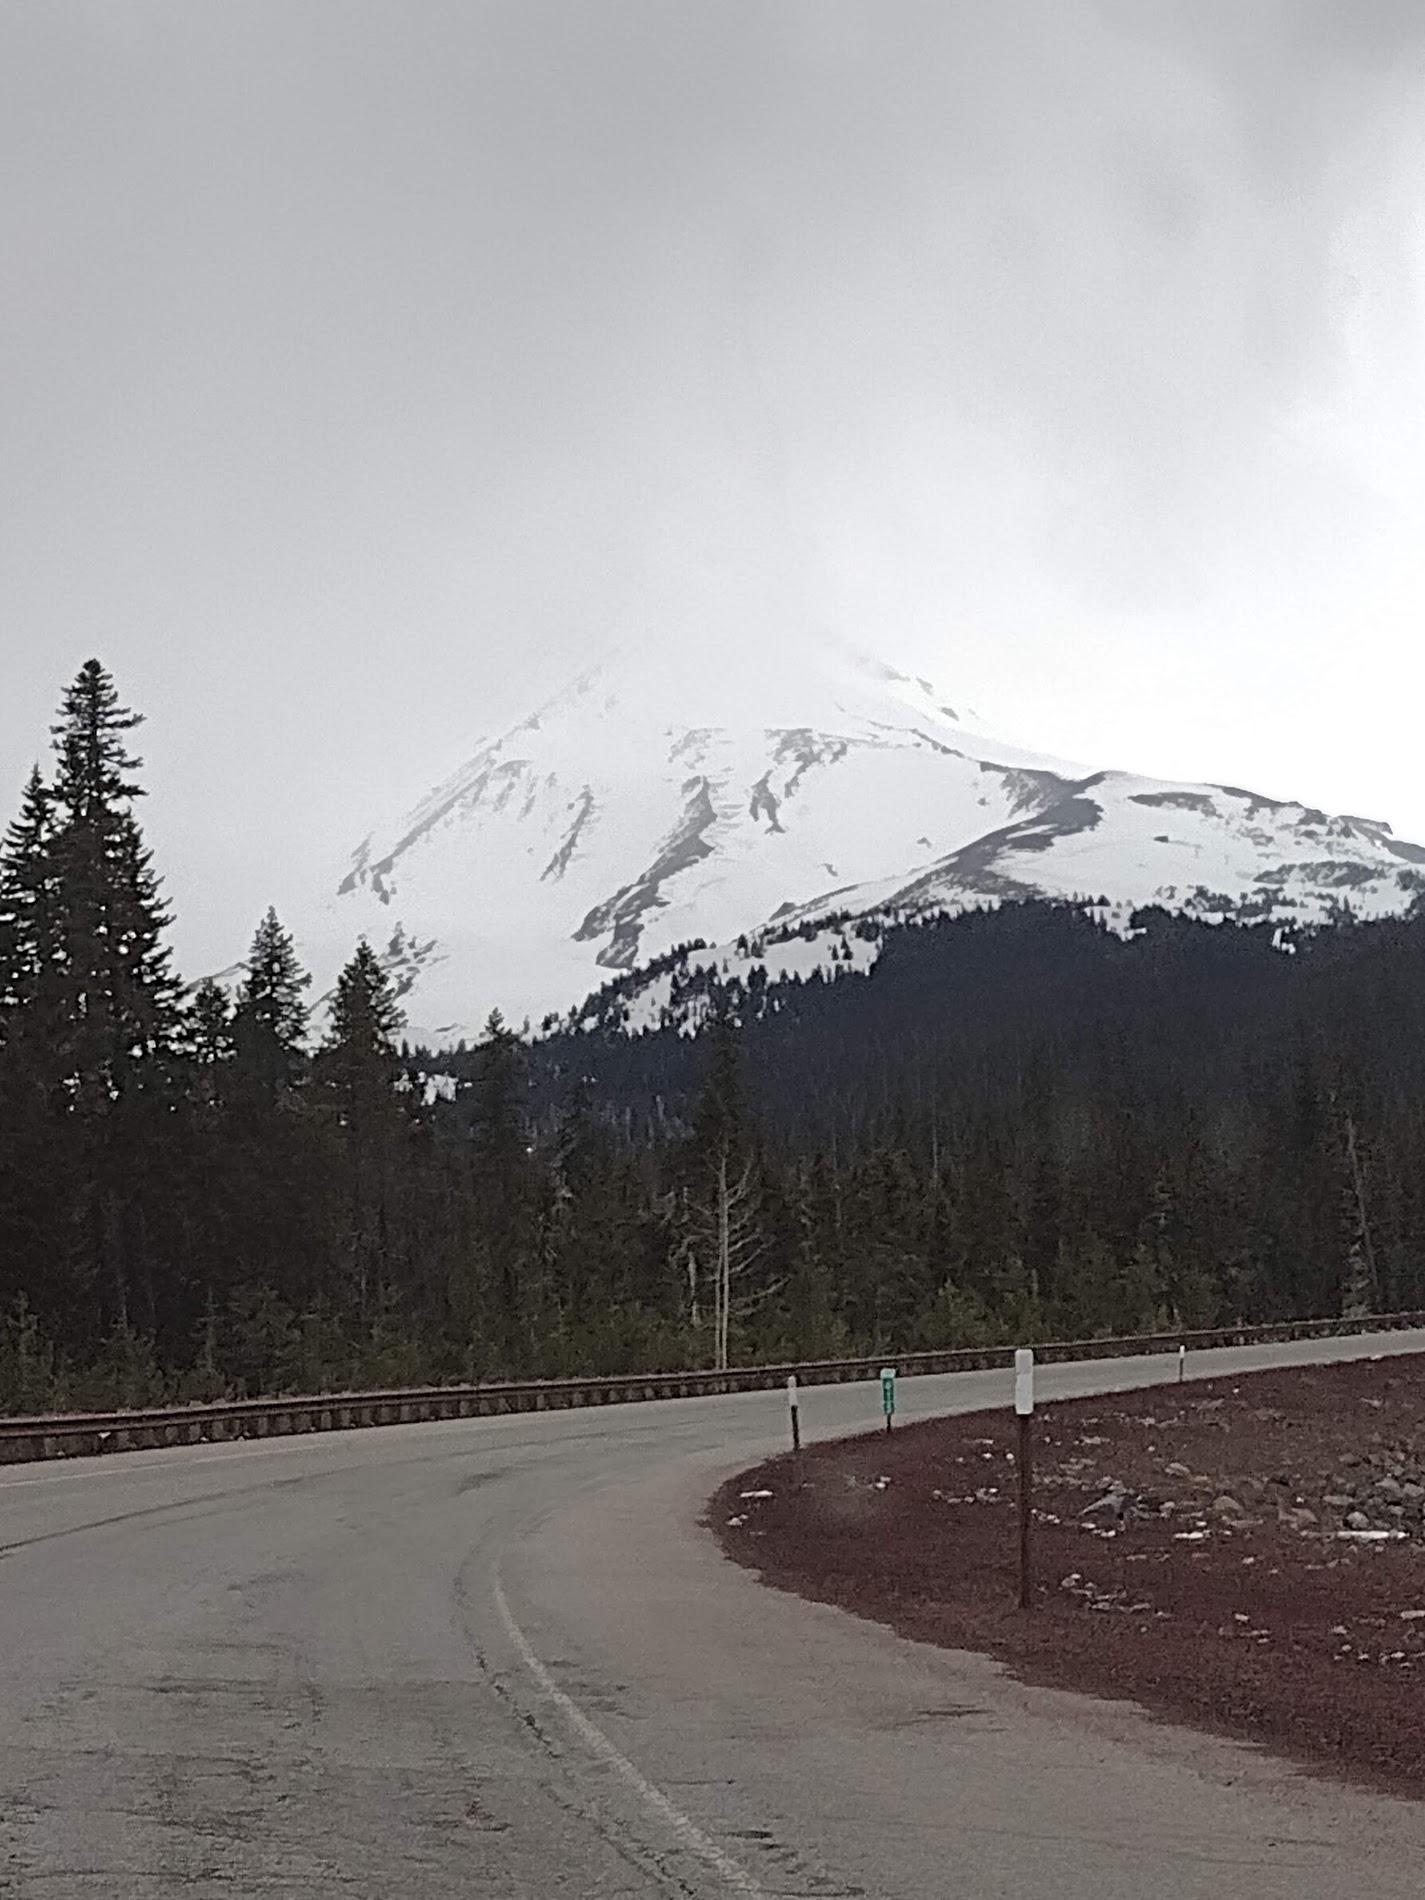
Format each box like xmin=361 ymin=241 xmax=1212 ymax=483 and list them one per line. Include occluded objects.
xmin=4 ymin=1331 xmax=1425 ymax=1898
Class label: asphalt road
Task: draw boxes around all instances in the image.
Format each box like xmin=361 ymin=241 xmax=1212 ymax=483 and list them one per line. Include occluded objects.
xmin=4 ymin=1330 xmax=1425 ymax=1898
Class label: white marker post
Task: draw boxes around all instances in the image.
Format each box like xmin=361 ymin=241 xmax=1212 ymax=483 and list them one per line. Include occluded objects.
xmin=787 ymin=1374 xmax=801 ymax=1454
xmin=1178 ymin=1343 xmax=1186 ymax=1384
xmin=880 ymin=1366 xmax=896 ymax=1435
xmin=1015 ymin=1348 xmax=1035 ymax=1612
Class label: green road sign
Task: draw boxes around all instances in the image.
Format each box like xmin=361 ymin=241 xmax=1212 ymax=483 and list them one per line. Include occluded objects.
xmin=880 ymin=1367 xmax=896 ymax=1416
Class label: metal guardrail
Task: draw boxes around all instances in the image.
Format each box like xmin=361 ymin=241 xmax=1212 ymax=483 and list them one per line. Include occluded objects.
xmin=2 ymin=1308 xmax=1423 ymax=1465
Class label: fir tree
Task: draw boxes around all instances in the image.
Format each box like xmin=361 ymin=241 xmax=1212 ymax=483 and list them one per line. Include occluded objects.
xmin=319 ymin=939 xmax=403 ymax=1113
xmin=469 ymin=1010 xmax=543 ymax=1372
xmin=232 ymin=907 xmax=310 ymax=1094
xmin=0 ymin=766 xmax=56 ymax=1027
xmin=544 ymin=1070 xmax=665 ymax=1362
xmin=0 ymin=766 xmax=76 ymax=1330
xmin=43 ymin=660 xmax=180 ymax=1105
xmin=688 ymin=1014 xmax=750 ymax=1167
xmin=316 ymin=940 xmax=408 ymax=1325
xmin=0 ymin=665 xmax=185 ymax=1345
xmin=187 ymin=978 xmax=235 ymax=1074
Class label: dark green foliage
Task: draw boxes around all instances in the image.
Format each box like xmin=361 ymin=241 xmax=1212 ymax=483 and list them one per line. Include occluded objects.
xmin=8 ymin=661 xmax=1425 ymax=1412
xmin=0 ymin=766 xmax=57 ymax=1022
xmin=0 ymin=1298 xmax=59 ymax=1412
xmin=318 ymin=939 xmax=402 ymax=1110
xmin=457 ymin=1011 xmax=545 ymax=1372
xmin=0 ymin=664 xmax=184 ymax=1352
xmin=313 ymin=940 xmax=412 ymax=1332
xmin=232 ymin=908 xmax=309 ymax=1095
xmin=186 ymin=977 xmax=235 ymax=1076
xmin=531 ymin=899 xmax=1425 ymax=1353
xmin=43 ymin=660 xmax=181 ymax=1104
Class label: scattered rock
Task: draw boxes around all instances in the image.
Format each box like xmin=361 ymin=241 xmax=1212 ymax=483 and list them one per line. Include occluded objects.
xmin=1345 ymin=1511 xmax=1372 ymax=1531
xmin=1280 ymin=1506 xmax=1318 ymax=1532
xmin=1212 ymin=1494 xmax=1248 ymax=1519
xmin=1081 ymin=1487 xmax=1130 ymax=1524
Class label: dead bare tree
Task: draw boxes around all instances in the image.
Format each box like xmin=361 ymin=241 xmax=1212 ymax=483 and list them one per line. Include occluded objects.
xmin=707 ymin=1153 xmax=777 ymax=1371
xmin=666 ymin=1157 xmax=779 ymax=1370
xmin=1330 ymin=1089 xmax=1379 ymax=1317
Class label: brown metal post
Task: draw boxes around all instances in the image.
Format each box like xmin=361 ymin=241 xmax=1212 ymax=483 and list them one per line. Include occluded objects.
xmin=1018 ymin=1409 xmax=1033 ymax=1611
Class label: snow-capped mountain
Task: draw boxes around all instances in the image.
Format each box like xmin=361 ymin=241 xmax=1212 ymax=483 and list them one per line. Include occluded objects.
xmin=321 ymin=630 xmax=1425 ymax=1043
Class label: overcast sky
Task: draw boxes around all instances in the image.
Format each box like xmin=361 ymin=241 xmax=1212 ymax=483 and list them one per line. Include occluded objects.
xmin=4 ymin=1 xmax=1425 ymax=978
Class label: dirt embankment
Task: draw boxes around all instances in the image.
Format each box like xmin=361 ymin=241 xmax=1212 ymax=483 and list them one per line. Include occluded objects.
xmin=713 ymin=1356 xmax=1425 ymax=1797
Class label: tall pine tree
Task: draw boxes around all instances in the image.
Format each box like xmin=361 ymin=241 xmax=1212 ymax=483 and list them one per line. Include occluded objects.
xmin=469 ymin=1010 xmax=543 ymax=1373
xmin=316 ymin=940 xmax=408 ymax=1327
xmin=0 ymin=766 xmax=57 ymax=1028
xmin=186 ymin=977 xmax=235 ymax=1077
xmin=232 ymin=907 xmax=310 ymax=1096
xmin=0 ymin=665 xmax=183 ymax=1346
xmin=0 ymin=767 xmax=71 ymax=1326
xmin=44 ymin=660 xmax=181 ymax=1105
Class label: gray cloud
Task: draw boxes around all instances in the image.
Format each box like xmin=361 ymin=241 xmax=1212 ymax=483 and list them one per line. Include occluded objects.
xmin=2 ymin=2 xmax=1424 ymax=975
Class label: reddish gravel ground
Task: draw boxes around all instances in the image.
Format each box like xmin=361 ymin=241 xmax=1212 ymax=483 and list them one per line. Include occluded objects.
xmin=713 ymin=1355 xmax=1425 ymax=1798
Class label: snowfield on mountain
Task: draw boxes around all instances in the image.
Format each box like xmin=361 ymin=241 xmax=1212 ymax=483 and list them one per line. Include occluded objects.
xmin=315 ymin=631 xmax=1425 ymax=1043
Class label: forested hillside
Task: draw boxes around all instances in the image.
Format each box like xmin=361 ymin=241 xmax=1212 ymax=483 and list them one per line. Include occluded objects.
xmin=527 ymin=898 xmax=1425 ymax=1337
xmin=2 ymin=663 xmax=1421 ymax=1413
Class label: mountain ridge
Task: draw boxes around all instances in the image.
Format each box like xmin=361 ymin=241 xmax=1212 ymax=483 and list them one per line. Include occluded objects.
xmin=308 ymin=631 xmax=1425 ymax=1042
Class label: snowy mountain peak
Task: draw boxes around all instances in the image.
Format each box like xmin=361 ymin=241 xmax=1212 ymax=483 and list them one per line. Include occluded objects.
xmin=340 ymin=630 xmax=971 ymax=901
xmin=314 ymin=633 xmax=1425 ymax=1044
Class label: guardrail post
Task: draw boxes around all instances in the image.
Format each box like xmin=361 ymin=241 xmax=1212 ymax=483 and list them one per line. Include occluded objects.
xmin=1015 ymin=1349 xmax=1035 ymax=1611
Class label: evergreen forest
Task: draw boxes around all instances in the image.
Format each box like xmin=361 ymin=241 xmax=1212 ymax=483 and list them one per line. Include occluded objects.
xmin=2 ymin=662 xmax=1421 ymax=1413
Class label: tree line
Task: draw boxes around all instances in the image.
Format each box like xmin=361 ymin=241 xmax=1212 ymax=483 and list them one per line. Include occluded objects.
xmin=3 ymin=661 xmax=1422 ymax=1413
